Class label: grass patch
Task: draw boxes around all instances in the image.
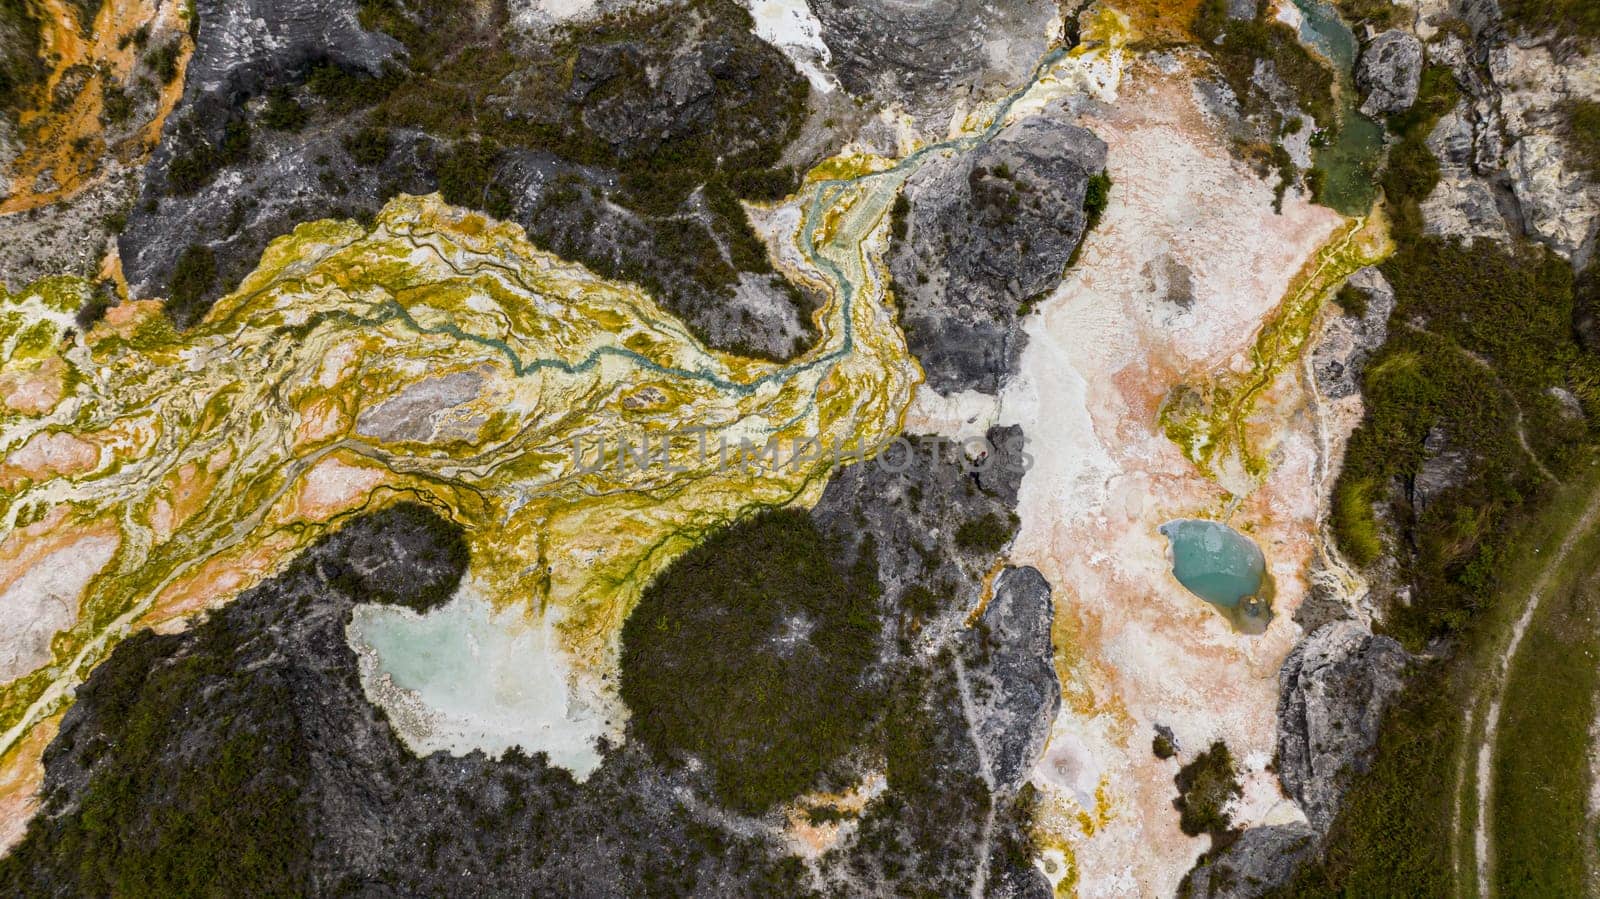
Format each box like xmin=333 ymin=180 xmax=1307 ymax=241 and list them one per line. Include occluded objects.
xmin=1491 ymin=569 xmax=1600 ymax=895
xmin=1289 ymin=458 xmax=1600 ymax=896
xmin=1335 ymin=237 xmax=1595 ymax=645
xmin=620 ymin=509 xmax=882 ymax=814
xmin=1276 ymin=661 xmax=1461 ymax=896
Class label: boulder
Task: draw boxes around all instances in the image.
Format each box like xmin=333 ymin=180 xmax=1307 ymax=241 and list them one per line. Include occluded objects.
xmin=892 ymin=114 xmax=1106 ymax=394
xmin=1181 ymin=823 xmax=1320 ymax=898
xmin=968 ymin=566 xmax=1060 ymax=793
xmin=1277 ymin=621 xmax=1411 ymax=831
xmin=1356 ymin=31 xmax=1424 ymax=118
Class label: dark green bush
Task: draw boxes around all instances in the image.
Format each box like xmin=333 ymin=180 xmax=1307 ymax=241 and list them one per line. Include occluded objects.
xmin=1173 ymin=741 xmax=1240 ymax=837
xmin=1562 ymin=99 xmax=1600 ymax=180
xmin=343 ymin=125 xmax=392 ymax=166
xmin=954 ymin=511 xmax=1019 ymax=554
xmin=168 ymin=243 xmax=217 ymax=327
xmin=262 ymin=87 xmax=308 ymax=131
xmin=619 ymin=509 xmax=881 ymax=814
xmin=437 ymin=139 xmax=512 ymax=218
xmin=144 ymin=39 xmax=181 ymax=85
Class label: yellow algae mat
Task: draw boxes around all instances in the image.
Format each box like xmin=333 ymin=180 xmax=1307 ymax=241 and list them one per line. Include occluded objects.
xmin=0 ymin=186 xmax=918 ymax=766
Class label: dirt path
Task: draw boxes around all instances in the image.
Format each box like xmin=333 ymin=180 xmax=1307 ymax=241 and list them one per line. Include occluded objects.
xmin=1461 ymin=482 xmax=1600 ymax=897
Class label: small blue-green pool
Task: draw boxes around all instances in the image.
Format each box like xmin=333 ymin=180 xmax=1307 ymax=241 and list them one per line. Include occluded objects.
xmin=1159 ymin=519 xmax=1273 ymax=632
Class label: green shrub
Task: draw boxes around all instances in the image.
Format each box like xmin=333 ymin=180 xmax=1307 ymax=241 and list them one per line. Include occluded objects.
xmin=1500 ymin=0 xmax=1600 ymax=38
xmin=1561 ymin=99 xmax=1600 ymax=180
xmin=342 ymin=125 xmax=392 ymax=166
xmin=954 ymin=511 xmax=1019 ymax=554
xmin=1193 ymin=0 xmax=1336 ymax=130
xmin=1173 ymin=741 xmax=1239 ymax=837
xmin=437 ymin=139 xmax=512 ymax=218
xmin=1084 ymin=171 xmax=1112 ymax=229
xmin=144 ymin=39 xmax=181 ymax=85
xmin=262 ymin=87 xmax=308 ymax=131
xmin=1335 ymin=281 xmax=1368 ymax=318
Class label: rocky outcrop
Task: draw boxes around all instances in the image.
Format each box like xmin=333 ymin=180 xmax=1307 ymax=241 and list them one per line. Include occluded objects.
xmin=811 ymin=425 xmax=1029 ymax=615
xmin=966 ymin=566 xmax=1059 ymax=794
xmin=0 ymin=505 xmax=815 ymax=895
xmin=1410 ymin=18 xmax=1600 ymax=264
xmin=892 ymin=114 xmax=1106 ymax=393
xmin=1276 ymin=621 xmax=1411 ymax=831
xmin=1312 ymin=267 xmax=1395 ymax=401
xmin=1356 ymin=31 xmax=1423 ymax=118
xmin=808 ymin=0 xmax=1056 ymax=121
xmin=1180 ymin=823 xmax=1319 ymax=899
xmin=1410 ymin=425 xmax=1472 ymax=515
xmin=1420 ymin=106 xmax=1514 ymax=246
xmin=118 ymin=0 xmax=815 ymax=355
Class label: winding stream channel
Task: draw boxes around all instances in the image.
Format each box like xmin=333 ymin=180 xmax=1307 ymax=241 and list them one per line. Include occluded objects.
xmin=0 ymin=21 xmax=1125 ymax=776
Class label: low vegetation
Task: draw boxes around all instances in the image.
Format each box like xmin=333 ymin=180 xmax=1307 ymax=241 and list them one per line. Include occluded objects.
xmin=167 ymin=243 xmax=217 ymax=327
xmin=1500 ymin=0 xmax=1600 ymax=39
xmin=954 ymin=511 xmax=1020 ymax=554
xmin=0 ymin=0 xmax=45 ymax=114
xmin=0 ymin=628 xmax=313 ymax=897
xmin=1561 ymin=99 xmax=1600 ymax=181
xmin=1490 ymin=564 xmax=1600 ymax=896
xmin=1193 ymin=0 xmax=1336 ymax=132
xmin=620 ymin=509 xmax=882 ymax=814
xmin=1173 ymin=741 xmax=1240 ymax=837
xmin=1275 ymin=662 xmax=1459 ymax=895
xmin=1333 ymin=237 xmax=1593 ymax=645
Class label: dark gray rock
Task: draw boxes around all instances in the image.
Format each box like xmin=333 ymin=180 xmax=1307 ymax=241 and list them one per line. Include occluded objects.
xmin=808 ymin=0 xmax=1056 ymax=119
xmin=121 ymin=124 xmax=437 ymax=316
xmin=1411 ymin=425 xmax=1471 ymax=516
xmin=1312 ymin=266 xmax=1395 ymax=400
xmin=892 ymin=114 xmax=1106 ymax=394
xmin=118 ymin=0 xmax=816 ymax=356
xmin=811 ymin=425 xmax=1030 ymax=616
xmin=185 ymin=0 xmax=397 ymax=103
xmin=3 ymin=504 xmax=805 ymax=895
xmin=1277 ymin=620 xmax=1411 ymax=831
xmin=966 ymin=566 xmax=1059 ymax=794
xmin=1181 ymin=823 xmax=1320 ymax=898
xmin=1356 ymin=30 xmax=1424 ymax=118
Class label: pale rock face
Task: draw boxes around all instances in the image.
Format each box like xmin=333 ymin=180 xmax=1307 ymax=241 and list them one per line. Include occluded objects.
xmin=1421 ymin=107 xmax=1513 ymax=246
xmin=1182 ymin=822 xmax=1319 ymax=899
xmin=1356 ymin=31 xmax=1423 ymax=117
xmin=1490 ymin=40 xmax=1600 ymax=263
xmin=1312 ymin=266 xmax=1395 ymax=402
xmin=1276 ymin=620 xmax=1411 ymax=832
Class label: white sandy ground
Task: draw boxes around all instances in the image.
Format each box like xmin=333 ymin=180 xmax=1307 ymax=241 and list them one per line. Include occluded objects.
xmin=347 ymin=580 xmax=608 ymax=778
xmin=921 ymin=54 xmax=1346 ymax=893
xmin=745 ymin=0 xmax=838 ymax=93
xmin=0 ymin=535 xmax=118 ymax=683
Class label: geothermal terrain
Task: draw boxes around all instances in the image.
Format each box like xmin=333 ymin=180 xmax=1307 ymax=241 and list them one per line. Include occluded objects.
xmin=1 ymin=0 xmax=1599 ymax=896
